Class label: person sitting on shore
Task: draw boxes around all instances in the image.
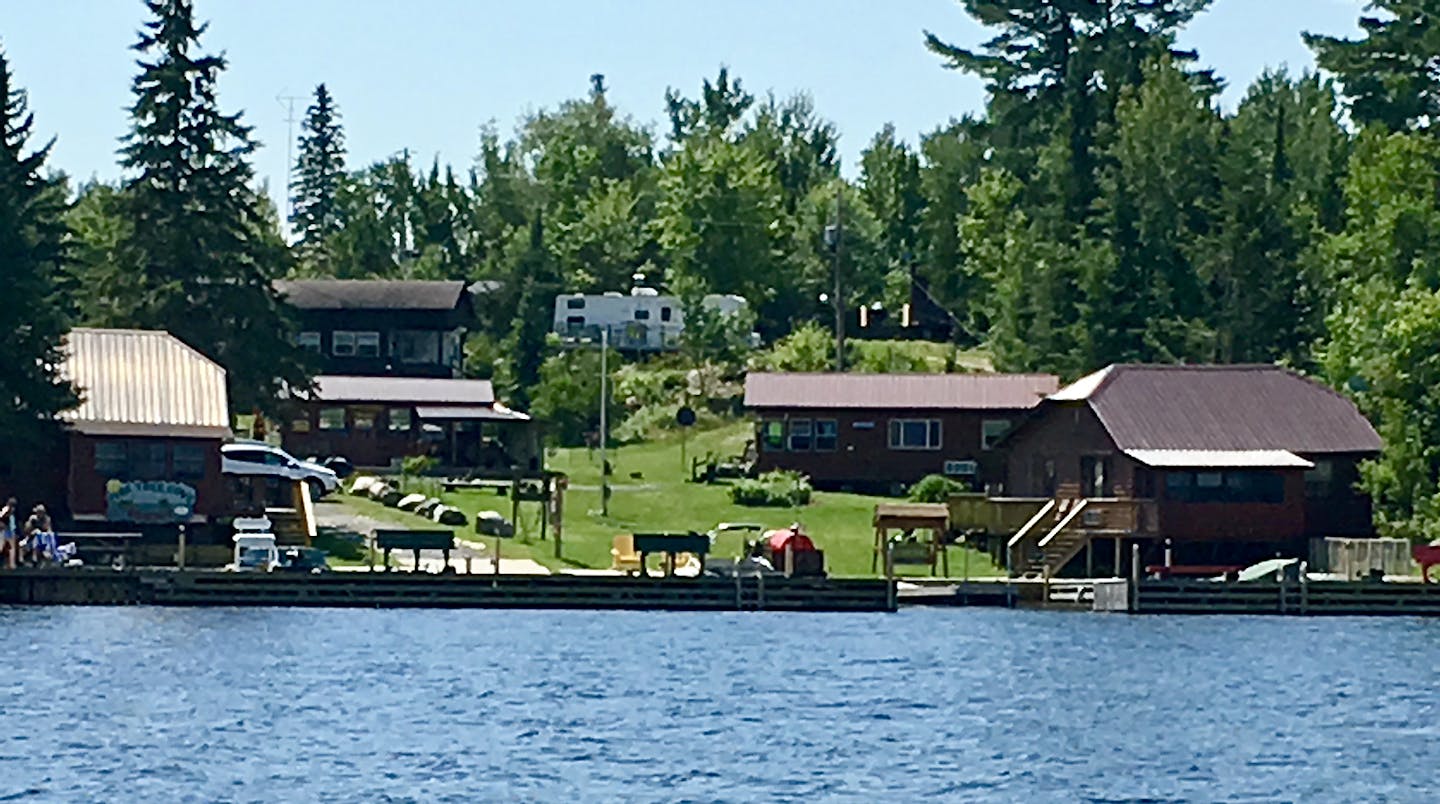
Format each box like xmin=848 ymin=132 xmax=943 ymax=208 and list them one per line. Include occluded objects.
xmin=1 ymin=498 xmax=17 ymax=570
xmin=25 ymin=505 xmax=57 ymax=565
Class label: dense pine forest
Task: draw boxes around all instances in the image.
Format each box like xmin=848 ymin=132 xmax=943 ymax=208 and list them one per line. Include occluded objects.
xmin=7 ymin=0 xmax=1440 ymax=539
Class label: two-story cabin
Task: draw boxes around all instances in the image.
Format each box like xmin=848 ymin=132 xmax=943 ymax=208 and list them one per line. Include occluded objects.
xmin=744 ymin=372 xmax=1061 ymax=494
xmin=969 ymin=364 xmax=1382 ymax=575
xmin=276 ymin=279 xmax=471 ymax=378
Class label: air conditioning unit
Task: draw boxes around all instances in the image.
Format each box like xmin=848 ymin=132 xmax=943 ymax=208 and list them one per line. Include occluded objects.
xmin=943 ymin=460 xmax=978 ymax=477
xmin=1082 ymin=510 xmax=1103 ymax=527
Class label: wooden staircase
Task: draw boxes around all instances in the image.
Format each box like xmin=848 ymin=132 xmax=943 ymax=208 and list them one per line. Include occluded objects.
xmin=1010 ymin=498 xmax=1096 ymax=579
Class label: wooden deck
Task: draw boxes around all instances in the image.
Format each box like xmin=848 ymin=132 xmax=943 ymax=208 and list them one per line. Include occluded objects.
xmin=0 ymin=568 xmax=896 ymax=612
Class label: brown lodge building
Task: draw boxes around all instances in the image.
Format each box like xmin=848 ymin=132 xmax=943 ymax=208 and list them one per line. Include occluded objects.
xmin=744 ymin=372 xmax=1061 ymax=493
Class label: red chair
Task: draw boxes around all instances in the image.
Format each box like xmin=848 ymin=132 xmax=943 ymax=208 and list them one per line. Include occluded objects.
xmin=1412 ymin=544 xmax=1440 ymax=584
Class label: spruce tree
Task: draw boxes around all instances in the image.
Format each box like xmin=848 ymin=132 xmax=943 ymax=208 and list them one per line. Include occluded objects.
xmin=290 ymin=83 xmax=345 ymax=271
xmin=110 ymin=0 xmax=307 ymax=412
xmin=1306 ymin=1 xmax=1440 ymax=134
xmin=0 ymin=46 xmax=76 ymax=450
xmin=503 ymin=213 xmax=557 ymax=410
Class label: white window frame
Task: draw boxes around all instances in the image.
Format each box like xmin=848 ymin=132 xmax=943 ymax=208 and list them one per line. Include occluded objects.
xmin=297 ymin=331 xmax=321 ymax=352
xmin=813 ymin=419 xmax=838 ymax=452
xmin=981 ymin=418 xmax=1012 ymax=451
xmin=889 ymin=418 xmax=942 ymax=451
xmin=332 ymin=330 xmax=380 ymax=358
xmin=787 ymin=419 xmax=813 ymax=452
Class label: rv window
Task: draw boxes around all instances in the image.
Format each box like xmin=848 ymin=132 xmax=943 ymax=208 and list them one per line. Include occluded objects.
xmin=566 ymin=316 xmax=586 ymax=327
xmin=660 ymin=307 xmax=673 ymax=322
xmin=634 ymin=309 xmax=650 ymax=320
xmin=566 ymin=298 xmax=585 ymax=309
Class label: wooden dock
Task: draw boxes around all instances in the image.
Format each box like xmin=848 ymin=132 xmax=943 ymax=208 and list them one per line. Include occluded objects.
xmin=0 ymin=568 xmax=896 ymax=613
xmin=1133 ymin=578 xmax=1440 ymax=616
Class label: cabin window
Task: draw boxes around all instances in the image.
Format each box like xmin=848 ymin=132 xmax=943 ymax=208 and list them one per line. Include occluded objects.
xmin=788 ymin=419 xmax=813 ymax=451
xmin=981 ymin=419 xmax=1011 ymax=451
xmin=814 ymin=420 xmax=838 ymax=452
xmin=296 ymin=331 xmax=321 ymax=352
xmin=889 ymin=419 xmax=941 ymax=450
xmin=94 ymin=441 xmax=128 ymax=476
xmin=172 ymin=443 xmax=206 ymax=480
xmin=332 ymin=330 xmax=380 ymax=358
xmin=388 ymin=408 xmax=412 ymax=433
xmin=128 ymin=441 xmax=168 ymax=481
xmin=318 ymin=407 xmax=347 ymax=431
xmin=566 ymin=297 xmax=586 ymax=309
xmin=634 ymin=309 xmax=650 ymax=321
xmin=660 ymin=307 xmax=673 ymax=322
xmin=290 ymin=415 xmax=311 ymax=434
xmin=1305 ymin=460 xmax=1336 ymax=498
xmin=1165 ymin=470 xmax=1284 ymax=504
xmin=352 ymin=409 xmax=377 ymax=432
xmin=393 ymin=330 xmax=440 ymax=364
xmin=760 ymin=421 xmax=785 ymax=452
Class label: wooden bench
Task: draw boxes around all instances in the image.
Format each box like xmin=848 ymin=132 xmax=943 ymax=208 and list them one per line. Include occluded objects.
xmin=374 ymin=529 xmax=456 ymax=572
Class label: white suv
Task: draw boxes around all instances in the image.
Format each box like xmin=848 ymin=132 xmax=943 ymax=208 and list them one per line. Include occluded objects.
xmin=221 ymin=442 xmax=340 ymax=499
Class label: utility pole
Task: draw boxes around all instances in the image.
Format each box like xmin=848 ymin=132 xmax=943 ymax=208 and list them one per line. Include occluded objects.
xmin=832 ymin=186 xmax=846 ymax=372
xmin=277 ymin=92 xmax=302 ymax=240
xmin=599 ymin=326 xmax=610 ymax=517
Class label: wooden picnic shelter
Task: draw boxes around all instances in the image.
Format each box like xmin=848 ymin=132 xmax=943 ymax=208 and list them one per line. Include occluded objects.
xmin=873 ymin=502 xmax=951 ymax=577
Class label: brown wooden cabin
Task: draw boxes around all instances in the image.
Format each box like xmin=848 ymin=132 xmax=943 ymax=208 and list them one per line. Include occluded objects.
xmin=744 ymin=372 xmax=1060 ymax=494
xmin=960 ymin=364 xmax=1382 ymax=576
xmin=0 ymin=329 xmax=234 ymax=551
xmin=281 ymin=375 xmax=541 ymax=476
xmin=275 ymin=279 xmax=472 ymax=379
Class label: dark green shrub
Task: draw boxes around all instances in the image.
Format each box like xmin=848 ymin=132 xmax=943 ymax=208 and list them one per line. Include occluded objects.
xmin=730 ymin=470 xmax=813 ymax=507
xmin=908 ymin=474 xmax=967 ymax=503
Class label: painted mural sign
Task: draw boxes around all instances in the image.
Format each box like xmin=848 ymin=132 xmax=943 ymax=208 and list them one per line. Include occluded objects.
xmin=105 ymin=480 xmax=197 ymax=524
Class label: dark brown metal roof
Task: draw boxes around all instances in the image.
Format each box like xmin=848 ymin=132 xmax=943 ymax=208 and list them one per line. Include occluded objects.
xmin=744 ymin=372 xmax=1059 ymax=411
xmin=1056 ymin=364 xmax=1381 ymax=454
xmin=275 ymin=280 xmax=467 ymax=311
xmin=309 ymin=375 xmax=494 ymax=406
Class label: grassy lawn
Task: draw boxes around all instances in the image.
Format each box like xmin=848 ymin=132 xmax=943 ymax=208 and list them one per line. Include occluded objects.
xmin=332 ymin=421 xmax=1002 ymax=578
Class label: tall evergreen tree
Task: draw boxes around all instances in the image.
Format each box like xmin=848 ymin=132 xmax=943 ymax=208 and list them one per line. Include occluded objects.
xmin=102 ymin=0 xmax=307 ymax=412
xmin=0 ymin=46 xmax=75 ymax=451
xmin=503 ymin=213 xmax=557 ymax=409
xmin=1306 ymin=1 xmax=1440 ymax=134
xmin=290 ymin=83 xmax=345 ymax=272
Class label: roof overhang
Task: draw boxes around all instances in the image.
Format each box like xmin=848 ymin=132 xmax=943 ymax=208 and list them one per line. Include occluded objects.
xmin=414 ymin=405 xmax=531 ymax=422
xmin=1124 ymin=449 xmax=1315 ymax=470
xmin=69 ymin=421 xmax=232 ymax=439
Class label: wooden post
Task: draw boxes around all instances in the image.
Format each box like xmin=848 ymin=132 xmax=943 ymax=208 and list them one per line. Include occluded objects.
xmin=1130 ymin=542 xmax=1141 ymax=612
xmin=1085 ymin=536 xmax=1094 ymax=579
xmin=1113 ymin=538 xmax=1122 ymax=579
xmin=493 ymin=535 xmax=501 ymax=576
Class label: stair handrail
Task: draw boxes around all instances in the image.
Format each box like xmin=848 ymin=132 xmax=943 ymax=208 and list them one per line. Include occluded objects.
xmin=1038 ymin=498 xmax=1090 ymax=549
xmin=1007 ymin=499 xmax=1057 ymax=551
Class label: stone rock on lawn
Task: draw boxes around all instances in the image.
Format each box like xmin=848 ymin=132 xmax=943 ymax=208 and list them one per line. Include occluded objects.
xmin=432 ymin=506 xmax=467 ymax=526
xmin=416 ymin=498 xmax=442 ymax=517
xmin=350 ymin=476 xmax=381 ymax=495
xmin=475 ymin=510 xmax=515 ymax=538
xmin=396 ymin=493 xmax=427 ymax=512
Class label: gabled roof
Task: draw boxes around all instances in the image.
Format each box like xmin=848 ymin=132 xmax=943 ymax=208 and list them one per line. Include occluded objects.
xmin=1050 ymin=364 xmax=1381 ymax=454
xmin=275 ymin=279 xmax=467 ymax=311
xmin=307 ymin=375 xmax=495 ymax=406
xmin=61 ymin=328 xmax=231 ymax=438
xmin=744 ymin=372 xmax=1059 ymax=411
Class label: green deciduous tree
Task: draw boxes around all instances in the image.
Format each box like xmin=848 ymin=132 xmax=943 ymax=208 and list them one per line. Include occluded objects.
xmin=0 ymin=46 xmax=75 ymax=450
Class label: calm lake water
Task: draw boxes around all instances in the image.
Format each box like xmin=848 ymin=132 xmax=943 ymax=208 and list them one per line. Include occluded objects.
xmin=1 ymin=607 xmax=1437 ymax=802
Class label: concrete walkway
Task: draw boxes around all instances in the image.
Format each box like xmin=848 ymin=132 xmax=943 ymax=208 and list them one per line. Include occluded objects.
xmin=314 ymin=500 xmax=549 ymax=575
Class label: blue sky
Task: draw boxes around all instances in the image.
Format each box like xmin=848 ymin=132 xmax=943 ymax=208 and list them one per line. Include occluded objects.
xmin=4 ymin=0 xmax=1365 ymax=210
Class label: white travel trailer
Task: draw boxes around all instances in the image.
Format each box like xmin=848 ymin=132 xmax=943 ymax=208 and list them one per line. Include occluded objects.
xmin=552 ymin=289 xmax=750 ymax=351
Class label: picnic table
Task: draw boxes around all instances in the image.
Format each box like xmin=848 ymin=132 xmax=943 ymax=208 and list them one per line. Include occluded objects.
xmin=57 ymin=532 xmax=142 ymax=566
xmin=374 ymin=529 xmax=456 ymax=572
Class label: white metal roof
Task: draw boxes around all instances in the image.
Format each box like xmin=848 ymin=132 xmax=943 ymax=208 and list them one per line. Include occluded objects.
xmin=414 ymin=405 xmax=531 ymax=422
xmin=1123 ymin=449 xmax=1315 ymax=469
xmin=60 ymin=328 xmax=231 ymax=438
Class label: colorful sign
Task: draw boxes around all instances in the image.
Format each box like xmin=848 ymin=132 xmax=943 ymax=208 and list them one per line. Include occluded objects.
xmin=105 ymin=480 xmax=197 ymax=524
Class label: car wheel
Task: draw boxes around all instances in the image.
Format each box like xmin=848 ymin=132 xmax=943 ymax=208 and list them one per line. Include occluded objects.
xmin=306 ymin=478 xmax=327 ymax=500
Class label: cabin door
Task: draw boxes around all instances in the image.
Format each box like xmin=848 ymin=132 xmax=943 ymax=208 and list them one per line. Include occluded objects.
xmin=1080 ymin=455 xmax=1112 ymax=498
